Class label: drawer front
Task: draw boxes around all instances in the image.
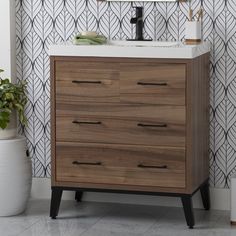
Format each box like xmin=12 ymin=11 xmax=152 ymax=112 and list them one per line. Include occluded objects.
xmin=56 ymin=104 xmax=186 ymax=147
xmin=56 ymin=143 xmax=186 ymax=188
xmin=120 ymin=63 xmax=186 ymax=105
xmin=55 ymin=61 xmax=119 ymax=103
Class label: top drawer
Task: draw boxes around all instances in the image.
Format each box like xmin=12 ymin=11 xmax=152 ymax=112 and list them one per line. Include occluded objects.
xmin=55 ymin=61 xmax=119 ymax=103
xmin=120 ymin=63 xmax=186 ymax=105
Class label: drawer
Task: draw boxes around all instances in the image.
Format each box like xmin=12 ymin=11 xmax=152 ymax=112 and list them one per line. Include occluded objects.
xmin=56 ymin=143 xmax=186 ymax=188
xmin=120 ymin=63 xmax=186 ymax=105
xmin=56 ymin=103 xmax=186 ymax=147
xmin=55 ymin=61 xmax=119 ymax=103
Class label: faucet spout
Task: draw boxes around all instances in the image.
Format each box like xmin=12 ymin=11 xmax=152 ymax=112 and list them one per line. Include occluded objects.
xmin=130 ymin=17 xmax=138 ymax=24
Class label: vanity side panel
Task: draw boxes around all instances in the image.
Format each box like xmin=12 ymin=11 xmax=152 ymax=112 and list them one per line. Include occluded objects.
xmin=50 ymin=56 xmax=57 ymax=186
xmin=186 ymin=53 xmax=210 ymax=193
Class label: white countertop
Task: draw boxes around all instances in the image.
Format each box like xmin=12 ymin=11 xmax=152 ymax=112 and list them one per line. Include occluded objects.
xmin=48 ymin=41 xmax=210 ymax=59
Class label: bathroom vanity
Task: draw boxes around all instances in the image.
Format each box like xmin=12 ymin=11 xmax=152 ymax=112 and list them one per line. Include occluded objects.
xmin=49 ymin=41 xmax=210 ymax=228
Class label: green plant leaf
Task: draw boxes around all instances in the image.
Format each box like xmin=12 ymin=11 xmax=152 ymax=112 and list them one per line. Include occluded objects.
xmin=0 ymin=111 xmax=10 ymax=129
xmin=0 ymin=72 xmax=28 ymax=128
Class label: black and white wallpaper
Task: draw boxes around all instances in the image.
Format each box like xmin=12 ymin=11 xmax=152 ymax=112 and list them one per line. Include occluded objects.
xmin=16 ymin=0 xmax=236 ymax=188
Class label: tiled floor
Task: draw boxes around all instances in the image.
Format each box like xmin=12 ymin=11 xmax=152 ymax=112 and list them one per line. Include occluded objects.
xmin=0 ymin=200 xmax=235 ymax=236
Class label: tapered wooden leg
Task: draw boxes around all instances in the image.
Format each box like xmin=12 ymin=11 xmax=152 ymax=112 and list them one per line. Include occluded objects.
xmin=200 ymin=182 xmax=210 ymax=210
xmin=181 ymin=196 xmax=195 ymax=229
xmin=75 ymin=191 xmax=83 ymax=202
xmin=50 ymin=188 xmax=63 ymax=219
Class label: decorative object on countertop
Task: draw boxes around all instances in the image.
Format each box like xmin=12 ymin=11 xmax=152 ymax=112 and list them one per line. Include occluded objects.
xmin=0 ymin=137 xmax=32 ymax=216
xmin=231 ymin=174 xmax=236 ymax=225
xmin=73 ymin=31 xmax=107 ymax=45
xmin=0 ymin=69 xmax=27 ymax=139
xmin=128 ymin=6 xmax=152 ymax=42
xmin=185 ymin=8 xmax=203 ymax=44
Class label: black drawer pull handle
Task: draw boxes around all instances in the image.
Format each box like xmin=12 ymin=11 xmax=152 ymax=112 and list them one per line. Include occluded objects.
xmin=72 ymin=161 xmax=102 ymax=166
xmin=72 ymin=80 xmax=102 ymax=84
xmin=138 ymin=164 xmax=168 ymax=169
xmin=137 ymin=82 xmax=168 ymax=86
xmin=137 ymin=123 xmax=167 ymax=128
xmin=72 ymin=121 xmax=102 ymax=125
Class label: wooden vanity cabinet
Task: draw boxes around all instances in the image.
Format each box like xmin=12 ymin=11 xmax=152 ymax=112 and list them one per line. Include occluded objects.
xmin=50 ymin=55 xmax=210 ymax=228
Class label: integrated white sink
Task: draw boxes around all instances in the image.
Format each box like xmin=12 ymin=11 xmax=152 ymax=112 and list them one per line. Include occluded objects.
xmin=108 ymin=40 xmax=180 ymax=47
xmin=49 ymin=41 xmax=210 ymax=59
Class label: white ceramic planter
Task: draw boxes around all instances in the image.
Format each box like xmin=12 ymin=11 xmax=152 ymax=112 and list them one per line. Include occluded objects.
xmin=0 ymin=111 xmax=17 ymax=140
xmin=231 ymin=175 xmax=236 ymax=225
xmin=0 ymin=128 xmax=17 ymax=140
xmin=0 ymin=137 xmax=32 ymax=216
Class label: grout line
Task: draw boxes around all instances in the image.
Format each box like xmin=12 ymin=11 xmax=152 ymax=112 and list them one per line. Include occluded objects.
xmin=138 ymin=207 xmax=169 ymax=235
xmin=78 ymin=204 xmax=115 ymax=236
xmin=16 ymin=217 xmax=42 ymax=236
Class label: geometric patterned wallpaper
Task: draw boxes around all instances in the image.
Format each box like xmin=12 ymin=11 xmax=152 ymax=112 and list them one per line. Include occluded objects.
xmin=16 ymin=0 xmax=236 ymax=188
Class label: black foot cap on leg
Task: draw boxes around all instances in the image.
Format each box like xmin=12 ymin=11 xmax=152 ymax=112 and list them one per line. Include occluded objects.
xmin=50 ymin=188 xmax=63 ymax=219
xmin=181 ymin=196 xmax=195 ymax=229
xmin=75 ymin=191 xmax=83 ymax=202
xmin=200 ymin=181 xmax=210 ymax=211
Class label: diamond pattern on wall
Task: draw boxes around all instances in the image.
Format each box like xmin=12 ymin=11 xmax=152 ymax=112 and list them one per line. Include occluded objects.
xmin=16 ymin=0 xmax=236 ymax=188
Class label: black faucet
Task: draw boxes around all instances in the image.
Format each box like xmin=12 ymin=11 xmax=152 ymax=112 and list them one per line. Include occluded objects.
xmin=128 ymin=7 xmax=152 ymax=41
xmin=130 ymin=7 xmax=144 ymax=41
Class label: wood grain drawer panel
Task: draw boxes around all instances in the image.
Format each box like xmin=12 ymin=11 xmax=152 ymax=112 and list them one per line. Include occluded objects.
xmin=56 ymin=104 xmax=186 ymax=147
xmin=56 ymin=143 xmax=186 ymax=188
xmin=55 ymin=61 xmax=119 ymax=103
xmin=120 ymin=63 xmax=186 ymax=105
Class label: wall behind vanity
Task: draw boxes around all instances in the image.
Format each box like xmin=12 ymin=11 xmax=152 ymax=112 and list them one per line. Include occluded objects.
xmin=16 ymin=0 xmax=236 ymax=189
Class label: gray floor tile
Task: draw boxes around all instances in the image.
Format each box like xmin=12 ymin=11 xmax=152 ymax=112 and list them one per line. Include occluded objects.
xmin=144 ymin=207 xmax=235 ymax=236
xmin=80 ymin=204 xmax=159 ymax=235
xmin=18 ymin=218 xmax=91 ymax=236
xmin=18 ymin=200 xmax=112 ymax=236
xmin=80 ymin=228 xmax=144 ymax=236
xmin=0 ymin=200 xmax=235 ymax=236
xmin=0 ymin=216 xmax=39 ymax=236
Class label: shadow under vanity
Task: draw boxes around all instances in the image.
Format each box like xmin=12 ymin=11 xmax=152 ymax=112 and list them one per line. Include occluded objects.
xmin=49 ymin=42 xmax=210 ymax=229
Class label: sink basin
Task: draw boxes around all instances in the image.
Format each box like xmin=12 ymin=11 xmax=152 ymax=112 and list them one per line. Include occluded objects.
xmin=108 ymin=40 xmax=180 ymax=47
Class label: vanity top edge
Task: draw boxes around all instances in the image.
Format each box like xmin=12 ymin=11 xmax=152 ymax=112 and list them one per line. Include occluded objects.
xmin=48 ymin=41 xmax=210 ymax=59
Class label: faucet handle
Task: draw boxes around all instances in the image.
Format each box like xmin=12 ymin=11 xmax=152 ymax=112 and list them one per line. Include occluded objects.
xmin=130 ymin=18 xmax=137 ymax=24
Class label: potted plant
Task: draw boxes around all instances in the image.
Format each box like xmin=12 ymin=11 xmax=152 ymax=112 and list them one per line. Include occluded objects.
xmin=0 ymin=69 xmax=32 ymax=216
xmin=0 ymin=69 xmax=27 ymax=139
